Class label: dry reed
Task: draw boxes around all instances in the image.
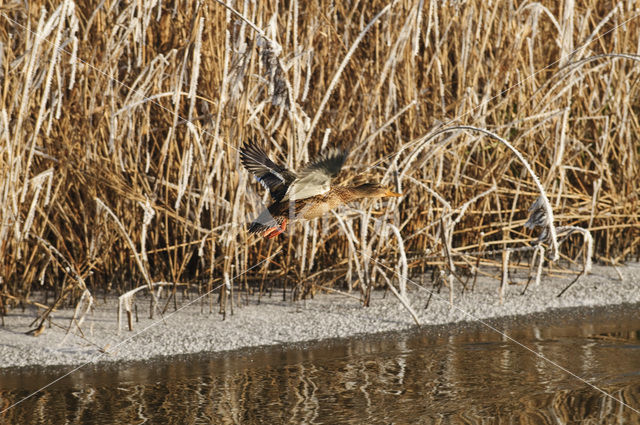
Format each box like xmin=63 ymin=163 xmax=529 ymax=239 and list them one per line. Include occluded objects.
xmin=1 ymin=1 xmax=639 ymax=324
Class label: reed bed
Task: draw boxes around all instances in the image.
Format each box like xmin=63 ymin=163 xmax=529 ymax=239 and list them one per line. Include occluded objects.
xmin=1 ymin=0 xmax=639 ymax=321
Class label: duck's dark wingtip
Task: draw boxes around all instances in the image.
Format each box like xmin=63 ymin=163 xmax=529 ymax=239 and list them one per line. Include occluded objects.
xmin=240 ymin=138 xmax=258 ymax=151
xmin=239 ymin=140 xmax=269 ymax=172
xmin=239 ymin=139 xmax=258 ymax=157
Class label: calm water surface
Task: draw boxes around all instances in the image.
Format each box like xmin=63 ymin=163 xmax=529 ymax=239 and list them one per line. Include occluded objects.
xmin=1 ymin=304 xmax=639 ymax=424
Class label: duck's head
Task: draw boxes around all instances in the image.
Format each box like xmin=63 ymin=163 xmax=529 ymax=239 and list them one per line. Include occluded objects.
xmin=354 ymin=183 xmax=402 ymax=198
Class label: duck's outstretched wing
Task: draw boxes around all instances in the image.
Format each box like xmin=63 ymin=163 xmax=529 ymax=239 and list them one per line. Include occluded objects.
xmin=286 ymin=148 xmax=348 ymax=200
xmin=240 ymin=141 xmax=297 ymax=202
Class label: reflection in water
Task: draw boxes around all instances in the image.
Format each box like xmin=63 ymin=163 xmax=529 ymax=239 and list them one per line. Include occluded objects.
xmin=1 ymin=305 xmax=639 ymax=424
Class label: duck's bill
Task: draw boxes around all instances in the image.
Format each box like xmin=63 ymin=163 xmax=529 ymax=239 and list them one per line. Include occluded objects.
xmin=385 ymin=189 xmax=402 ymax=197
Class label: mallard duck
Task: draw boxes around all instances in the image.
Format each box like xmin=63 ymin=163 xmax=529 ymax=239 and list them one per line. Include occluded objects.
xmin=240 ymin=141 xmax=402 ymax=239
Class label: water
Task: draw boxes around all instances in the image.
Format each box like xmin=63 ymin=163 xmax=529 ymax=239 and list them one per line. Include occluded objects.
xmin=1 ymin=304 xmax=639 ymax=424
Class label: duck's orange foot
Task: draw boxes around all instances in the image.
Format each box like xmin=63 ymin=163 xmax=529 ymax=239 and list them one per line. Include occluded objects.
xmin=263 ymin=219 xmax=287 ymax=239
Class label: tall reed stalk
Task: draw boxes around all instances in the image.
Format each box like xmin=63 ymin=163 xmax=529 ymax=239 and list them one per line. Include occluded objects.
xmin=1 ymin=0 xmax=638 ymax=317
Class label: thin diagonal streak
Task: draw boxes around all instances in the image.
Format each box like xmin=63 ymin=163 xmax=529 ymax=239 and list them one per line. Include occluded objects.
xmin=363 ymin=252 xmax=640 ymax=415
xmin=0 ymin=251 xmax=280 ymax=414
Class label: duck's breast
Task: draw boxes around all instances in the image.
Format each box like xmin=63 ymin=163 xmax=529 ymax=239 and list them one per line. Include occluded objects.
xmin=299 ymin=196 xmax=338 ymax=220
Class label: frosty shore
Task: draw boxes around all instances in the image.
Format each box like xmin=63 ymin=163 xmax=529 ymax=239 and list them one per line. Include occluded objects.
xmin=1 ymin=263 xmax=639 ymax=369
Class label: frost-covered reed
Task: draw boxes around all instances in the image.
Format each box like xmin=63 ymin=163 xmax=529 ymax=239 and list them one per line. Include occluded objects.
xmin=1 ymin=1 xmax=639 ymax=323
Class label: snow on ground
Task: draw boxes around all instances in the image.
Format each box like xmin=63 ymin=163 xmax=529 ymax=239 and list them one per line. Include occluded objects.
xmin=1 ymin=263 xmax=639 ymax=368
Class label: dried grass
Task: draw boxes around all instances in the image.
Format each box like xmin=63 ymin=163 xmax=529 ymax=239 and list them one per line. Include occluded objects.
xmin=1 ymin=1 xmax=639 ymax=322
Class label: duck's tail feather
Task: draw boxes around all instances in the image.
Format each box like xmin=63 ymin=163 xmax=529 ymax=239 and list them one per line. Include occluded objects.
xmin=248 ymin=221 xmax=273 ymax=234
xmin=248 ymin=209 xmax=286 ymax=235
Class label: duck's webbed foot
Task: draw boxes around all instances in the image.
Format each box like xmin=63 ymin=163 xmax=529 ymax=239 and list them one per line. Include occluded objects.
xmin=263 ymin=218 xmax=288 ymax=239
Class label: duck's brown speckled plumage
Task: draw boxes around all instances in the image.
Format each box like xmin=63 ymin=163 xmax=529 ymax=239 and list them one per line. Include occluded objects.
xmin=240 ymin=141 xmax=401 ymax=239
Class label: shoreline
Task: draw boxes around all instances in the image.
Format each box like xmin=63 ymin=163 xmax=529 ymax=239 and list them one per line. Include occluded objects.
xmin=1 ymin=263 xmax=639 ymax=369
